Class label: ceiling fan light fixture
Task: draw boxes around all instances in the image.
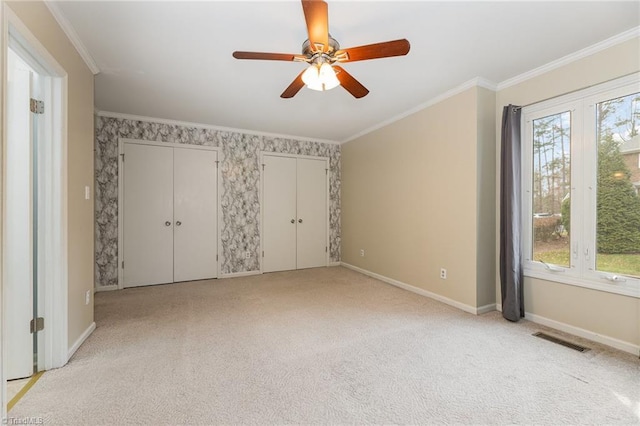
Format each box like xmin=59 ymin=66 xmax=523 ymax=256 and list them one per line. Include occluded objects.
xmin=302 ymin=62 xmax=340 ymax=92
xmin=319 ymin=63 xmax=340 ymax=89
xmin=232 ymin=0 xmax=410 ymax=98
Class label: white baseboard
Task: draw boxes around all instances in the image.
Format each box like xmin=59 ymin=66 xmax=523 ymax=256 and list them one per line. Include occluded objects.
xmin=341 ymin=262 xmax=490 ymax=315
xmin=524 ymin=312 xmax=639 ymax=356
xmin=95 ymin=285 xmax=118 ymax=292
xmin=219 ymin=270 xmax=261 ymax=279
xmin=68 ymin=322 xmax=96 ymax=360
xmin=496 ymin=302 xmax=638 ymax=356
xmin=477 ymin=303 xmax=497 ymax=314
xmin=328 ymin=261 xmax=341 ymax=267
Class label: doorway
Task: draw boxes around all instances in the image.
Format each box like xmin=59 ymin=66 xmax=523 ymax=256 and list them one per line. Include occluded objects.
xmin=2 ymin=7 xmax=70 ymax=415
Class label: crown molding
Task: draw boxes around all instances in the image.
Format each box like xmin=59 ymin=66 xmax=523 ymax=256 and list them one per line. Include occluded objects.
xmin=44 ymin=0 xmax=100 ymax=75
xmin=341 ymin=77 xmax=497 ymax=144
xmin=95 ymin=110 xmax=341 ymax=145
xmin=497 ymin=26 xmax=640 ymax=91
xmin=341 ymin=26 xmax=640 ymax=145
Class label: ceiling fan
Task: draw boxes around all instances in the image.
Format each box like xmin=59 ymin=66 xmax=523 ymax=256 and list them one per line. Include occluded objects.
xmin=232 ymin=0 xmax=410 ymax=99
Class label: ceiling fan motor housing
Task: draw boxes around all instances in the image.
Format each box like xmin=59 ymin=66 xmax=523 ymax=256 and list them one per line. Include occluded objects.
xmin=302 ymin=35 xmax=340 ymax=61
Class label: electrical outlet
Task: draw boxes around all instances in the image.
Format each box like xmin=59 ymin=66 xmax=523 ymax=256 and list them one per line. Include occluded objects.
xmin=245 ymin=251 xmax=251 ymax=259
xmin=440 ymin=268 xmax=447 ymax=279
xmin=360 ymin=249 xmax=365 ymax=257
xmin=85 ymin=290 xmax=91 ymax=305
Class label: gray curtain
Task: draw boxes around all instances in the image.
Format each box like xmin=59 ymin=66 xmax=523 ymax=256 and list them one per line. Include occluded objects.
xmin=500 ymin=105 xmax=524 ymax=322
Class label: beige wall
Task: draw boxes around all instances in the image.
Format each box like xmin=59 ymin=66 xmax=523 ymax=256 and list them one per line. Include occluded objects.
xmin=342 ymin=86 xmax=495 ymax=310
xmin=495 ymin=37 xmax=640 ymax=348
xmin=342 ymin=36 xmax=639 ymax=350
xmin=476 ymin=87 xmax=496 ymax=307
xmin=7 ymin=1 xmax=95 ymax=349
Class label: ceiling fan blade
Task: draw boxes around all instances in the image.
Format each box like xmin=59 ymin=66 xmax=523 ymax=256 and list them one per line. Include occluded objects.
xmin=302 ymin=0 xmax=329 ymax=52
xmin=335 ymin=39 xmax=410 ymax=63
xmin=333 ymin=66 xmax=369 ymax=99
xmin=232 ymin=51 xmax=302 ymax=61
xmin=281 ymin=70 xmax=306 ymax=98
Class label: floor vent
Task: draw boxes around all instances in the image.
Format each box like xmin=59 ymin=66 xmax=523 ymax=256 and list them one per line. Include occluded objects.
xmin=533 ymin=332 xmax=590 ymax=352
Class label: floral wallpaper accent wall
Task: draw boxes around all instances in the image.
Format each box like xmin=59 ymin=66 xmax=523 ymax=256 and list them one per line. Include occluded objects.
xmin=95 ymin=115 xmax=341 ymax=287
xmin=219 ymin=132 xmax=261 ymax=274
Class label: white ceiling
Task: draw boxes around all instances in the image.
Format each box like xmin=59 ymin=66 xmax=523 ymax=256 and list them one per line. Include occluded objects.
xmin=53 ymin=1 xmax=640 ymax=142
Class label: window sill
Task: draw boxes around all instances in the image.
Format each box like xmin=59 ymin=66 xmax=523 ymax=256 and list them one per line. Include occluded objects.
xmin=524 ymin=268 xmax=640 ymax=299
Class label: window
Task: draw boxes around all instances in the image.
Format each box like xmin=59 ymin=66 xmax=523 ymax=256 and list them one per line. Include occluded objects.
xmin=531 ymin=110 xmax=571 ymax=268
xmin=522 ymin=74 xmax=640 ymax=298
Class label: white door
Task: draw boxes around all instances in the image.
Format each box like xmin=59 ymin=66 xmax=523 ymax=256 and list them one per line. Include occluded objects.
xmin=173 ymin=148 xmax=218 ymax=282
xmin=123 ymin=143 xmax=174 ymax=287
xmin=263 ymin=155 xmax=297 ymax=272
xmin=296 ymin=158 xmax=327 ymax=269
xmin=4 ymin=49 xmax=35 ymax=380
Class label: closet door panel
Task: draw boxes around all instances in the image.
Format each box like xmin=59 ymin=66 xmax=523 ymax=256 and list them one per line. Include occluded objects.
xmin=123 ymin=143 xmax=174 ymax=287
xmin=263 ymin=155 xmax=297 ymax=272
xmin=173 ymin=148 xmax=218 ymax=282
xmin=296 ymin=158 xmax=327 ymax=269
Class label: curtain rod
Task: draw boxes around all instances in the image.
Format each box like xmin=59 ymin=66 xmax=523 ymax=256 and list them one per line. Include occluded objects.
xmin=513 ymin=71 xmax=639 ymax=110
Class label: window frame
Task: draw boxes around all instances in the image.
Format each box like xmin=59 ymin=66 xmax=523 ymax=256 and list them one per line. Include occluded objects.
xmin=521 ymin=73 xmax=640 ymax=298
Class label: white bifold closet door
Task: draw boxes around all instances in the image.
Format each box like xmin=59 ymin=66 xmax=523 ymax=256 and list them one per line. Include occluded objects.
xmin=263 ymin=155 xmax=327 ymax=273
xmin=296 ymin=158 xmax=328 ymax=269
xmin=123 ymin=143 xmax=174 ymax=286
xmin=173 ymin=148 xmax=218 ymax=282
xmin=123 ymin=143 xmax=217 ymax=287
xmin=263 ymin=155 xmax=297 ymax=272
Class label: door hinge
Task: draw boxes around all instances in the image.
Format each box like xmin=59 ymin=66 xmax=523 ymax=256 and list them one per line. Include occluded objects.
xmin=262 ymin=164 xmax=265 ymax=171
xmin=30 ymin=317 xmax=44 ymax=334
xmin=325 ymin=246 xmax=327 ymax=252
xmin=30 ymin=98 xmax=44 ymax=114
xmin=216 ymin=254 xmax=218 ymax=262
xmin=262 ymin=250 xmax=264 ymax=257
xmin=326 ymin=168 xmax=328 ymax=175
xmin=120 ymin=153 xmax=125 ymax=162
xmin=122 ymin=260 xmax=124 ymax=269
xmin=215 ymin=160 xmax=219 ymax=169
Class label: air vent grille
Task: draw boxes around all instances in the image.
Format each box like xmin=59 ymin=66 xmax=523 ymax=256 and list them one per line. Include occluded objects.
xmin=533 ymin=332 xmax=590 ymax=352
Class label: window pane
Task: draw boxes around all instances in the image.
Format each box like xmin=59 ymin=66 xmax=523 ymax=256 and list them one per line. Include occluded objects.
xmin=531 ymin=111 xmax=571 ymax=267
xmin=596 ymin=92 xmax=640 ymax=278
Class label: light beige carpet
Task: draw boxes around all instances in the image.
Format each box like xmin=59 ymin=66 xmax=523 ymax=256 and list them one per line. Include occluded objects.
xmin=8 ymin=267 xmax=640 ymax=424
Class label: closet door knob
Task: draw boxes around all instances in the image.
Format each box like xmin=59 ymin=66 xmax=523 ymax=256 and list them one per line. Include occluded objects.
xmin=290 ymin=219 xmax=295 ymax=224
xmin=298 ymin=219 xmax=303 ymax=224
xmin=165 ymin=221 xmax=171 ymax=226
xmin=176 ymin=221 xmax=182 ymax=226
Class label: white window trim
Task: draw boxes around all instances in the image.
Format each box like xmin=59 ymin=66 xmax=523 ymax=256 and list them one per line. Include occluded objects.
xmin=521 ymin=73 xmax=640 ymax=299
